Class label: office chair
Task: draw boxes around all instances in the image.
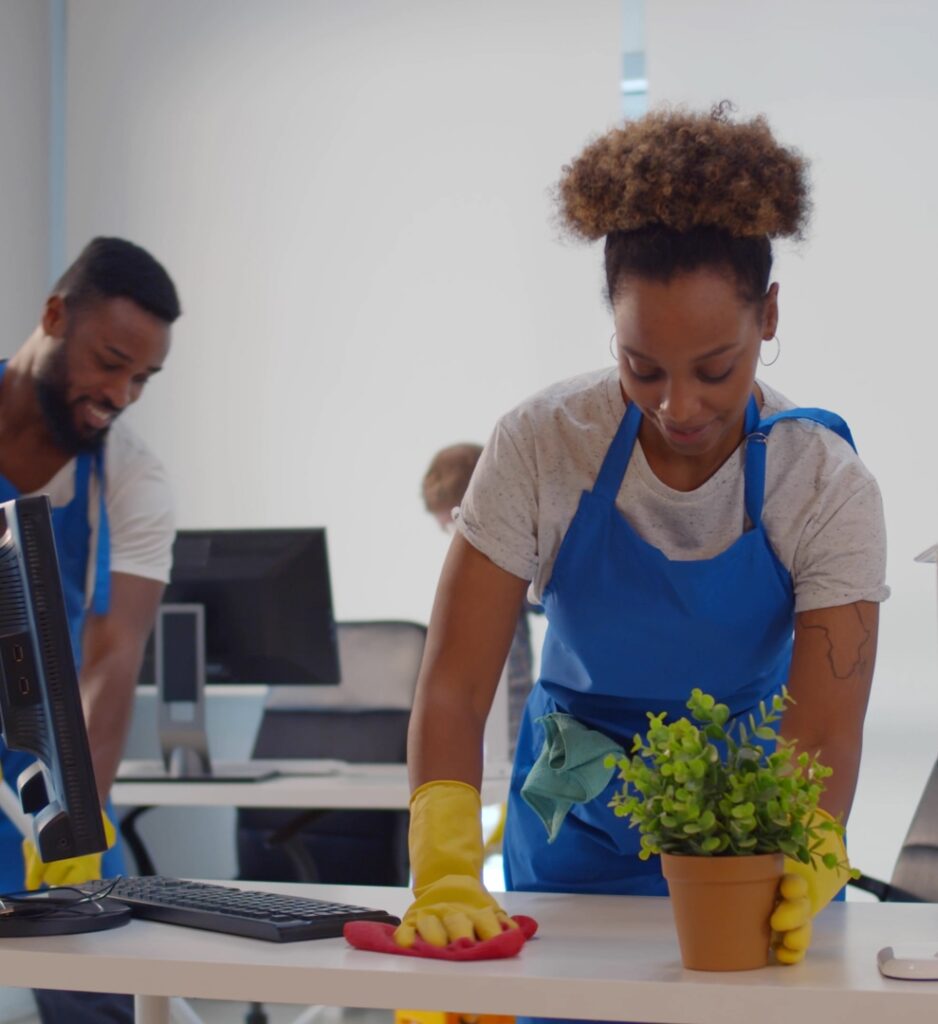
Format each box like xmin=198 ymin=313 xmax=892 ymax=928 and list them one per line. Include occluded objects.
xmin=236 ymin=619 xmax=426 ymax=887
xmin=850 ymin=756 xmax=938 ymax=902
xmin=236 ymin=620 xmax=425 ymax=1024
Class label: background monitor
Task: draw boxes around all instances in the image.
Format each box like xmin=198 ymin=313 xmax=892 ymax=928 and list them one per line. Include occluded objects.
xmin=132 ymin=528 xmax=341 ymax=780
xmin=0 ymin=496 xmax=106 ymax=863
xmin=141 ymin=527 xmax=341 ymax=687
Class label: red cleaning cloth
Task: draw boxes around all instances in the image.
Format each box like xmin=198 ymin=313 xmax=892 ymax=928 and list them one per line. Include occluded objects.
xmin=344 ymin=915 xmax=538 ymax=961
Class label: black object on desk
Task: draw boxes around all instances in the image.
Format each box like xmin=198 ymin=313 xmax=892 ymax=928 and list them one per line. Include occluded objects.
xmin=0 ymin=889 xmax=131 ymax=938
xmin=81 ymin=876 xmax=399 ymax=942
xmin=0 ymin=497 xmax=120 ymax=938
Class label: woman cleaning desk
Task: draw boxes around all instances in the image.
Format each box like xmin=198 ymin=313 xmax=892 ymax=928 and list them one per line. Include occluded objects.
xmin=351 ymin=104 xmax=889 ymax=998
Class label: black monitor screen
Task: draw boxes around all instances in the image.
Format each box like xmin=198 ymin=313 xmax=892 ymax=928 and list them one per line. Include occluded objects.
xmin=141 ymin=528 xmax=340 ymax=686
xmin=0 ymin=496 xmax=107 ymax=862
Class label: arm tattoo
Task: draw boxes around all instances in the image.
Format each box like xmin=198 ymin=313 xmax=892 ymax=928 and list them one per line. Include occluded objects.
xmin=800 ymin=605 xmax=874 ymax=681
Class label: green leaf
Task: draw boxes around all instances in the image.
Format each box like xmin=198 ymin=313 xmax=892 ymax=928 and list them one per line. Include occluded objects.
xmin=712 ymin=704 xmax=730 ymax=726
xmin=606 ymin=688 xmax=834 ymax=865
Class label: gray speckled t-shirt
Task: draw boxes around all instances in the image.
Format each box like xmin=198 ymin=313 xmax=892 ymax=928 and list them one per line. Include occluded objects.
xmin=457 ymin=367 xmax=889 ymax=613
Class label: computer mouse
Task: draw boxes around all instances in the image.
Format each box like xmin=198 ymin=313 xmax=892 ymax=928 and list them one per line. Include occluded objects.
xmin=877 ymin=945 xmax=938 ymax=980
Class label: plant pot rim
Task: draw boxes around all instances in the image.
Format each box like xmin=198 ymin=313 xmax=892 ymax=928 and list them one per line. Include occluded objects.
xmin=660 ymin=850 xmax=785 ymax=859
xmin=661 ymin=850 xmax=784 ymax=884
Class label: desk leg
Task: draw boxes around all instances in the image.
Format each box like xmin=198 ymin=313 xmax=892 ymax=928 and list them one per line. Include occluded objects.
xmin=135 ymin=993 xmax=170 ymax=1023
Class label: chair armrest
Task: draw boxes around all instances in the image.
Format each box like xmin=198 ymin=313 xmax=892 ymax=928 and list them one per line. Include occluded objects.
xmin=119 ymin=806 xmax=158 ymax=876
xmin=262 ymin=809 xmax=328 ymax=883
xmin=848 ymin=872 xmax=926 ymax=902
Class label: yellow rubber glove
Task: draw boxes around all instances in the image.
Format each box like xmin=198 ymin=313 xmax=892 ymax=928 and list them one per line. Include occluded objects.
xmin=394 ymin=780 xmax=517 ymax=948
xmin=22 ymin=811 xmax=117 ymax=891
xmin=770 ymin=809 xmax=852 ymax=965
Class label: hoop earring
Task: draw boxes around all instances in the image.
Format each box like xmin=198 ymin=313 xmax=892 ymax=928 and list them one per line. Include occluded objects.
xmin=609 ymin=332 xmax=617 ymax=360
xmin=759 ymin=335 xmax=780 ymax=367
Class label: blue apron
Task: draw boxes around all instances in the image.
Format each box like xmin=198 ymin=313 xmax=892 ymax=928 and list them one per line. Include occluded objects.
xmin=504 ymin=395 xmax=855 ymax=897
xmin=0 ymin=362 xmax=125 ymax=889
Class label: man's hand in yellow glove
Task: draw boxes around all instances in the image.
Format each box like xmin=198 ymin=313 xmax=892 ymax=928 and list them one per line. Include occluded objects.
xmin=770 ymin=810 xmax=852 ymax=965
xmin=393 ymin=780 xmax=521 ymax=950
xmin=22 ymin=812 xmax=117 ymax=891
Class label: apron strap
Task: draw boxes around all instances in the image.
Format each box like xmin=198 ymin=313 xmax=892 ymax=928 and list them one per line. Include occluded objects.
xmin=592 ymin=401 xmax=643 ymax=500
xmin=91 ymin=447 xmax=111 ymax=615
xmin=745 ymin=407 xmax=857 ymax=527
xmin=73 ymin=450 xmax=111 ymax=615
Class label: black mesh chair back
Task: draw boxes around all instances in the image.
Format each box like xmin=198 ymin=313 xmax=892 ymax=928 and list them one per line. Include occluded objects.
xmin=236 ymin=621 xmax=426 ymax=887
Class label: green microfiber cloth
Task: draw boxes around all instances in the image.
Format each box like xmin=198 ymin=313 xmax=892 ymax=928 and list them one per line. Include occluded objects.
xmin=520 ymin=712 xmax=625 ymax=842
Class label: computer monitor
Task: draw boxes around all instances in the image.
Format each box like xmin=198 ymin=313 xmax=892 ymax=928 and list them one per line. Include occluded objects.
xmin=0 ymin=496 xmax=105 ymax=861
xmin=135 ymin=528 xmax=341 ymax=780
xmin=144 ymin=528 xmax=341 ymax=687
xmin=0 ymin=496 xmax=128 ymax=935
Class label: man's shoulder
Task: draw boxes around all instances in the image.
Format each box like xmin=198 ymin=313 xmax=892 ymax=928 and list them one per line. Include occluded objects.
xmin=104 ymin=419 xmax=164 ymax=476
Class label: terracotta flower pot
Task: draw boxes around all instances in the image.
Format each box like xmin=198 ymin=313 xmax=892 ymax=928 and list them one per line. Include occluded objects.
xmin=660 ymin=851 xmax=784 ymax=971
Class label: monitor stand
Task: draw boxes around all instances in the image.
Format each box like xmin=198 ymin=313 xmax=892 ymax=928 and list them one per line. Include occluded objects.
xmin=0 ymin=888 xmax=131 ymax=937
xmin=142 ymin=604 xmax=277 ymax=783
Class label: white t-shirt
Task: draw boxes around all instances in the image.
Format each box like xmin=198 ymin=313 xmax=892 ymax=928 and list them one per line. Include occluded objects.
xmin=458 ymin=368 xmax=889 ymax=614
xmin=30 ymin=419 xmax=174 ymax=604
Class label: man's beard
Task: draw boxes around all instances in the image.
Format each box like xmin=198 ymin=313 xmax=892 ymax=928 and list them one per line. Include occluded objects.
xmin=34 ymin=348 xmax=113 ymax=455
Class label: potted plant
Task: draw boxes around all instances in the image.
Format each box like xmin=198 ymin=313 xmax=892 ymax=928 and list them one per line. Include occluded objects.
xmin=607 ymin=687 xmax=850 ymax=971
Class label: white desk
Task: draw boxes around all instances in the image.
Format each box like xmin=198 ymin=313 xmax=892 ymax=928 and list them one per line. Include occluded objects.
xmin=113 ymin=761 xmax=511 ymax=810
xmin=1 ymin=883 xmax=937 ymax=1024
xmin=112 ymin=763 xmax=512 ymax=876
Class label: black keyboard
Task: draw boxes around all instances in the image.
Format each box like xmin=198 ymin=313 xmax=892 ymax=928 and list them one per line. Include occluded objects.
xmin=81 ymin=876 xmax=400 ymax=942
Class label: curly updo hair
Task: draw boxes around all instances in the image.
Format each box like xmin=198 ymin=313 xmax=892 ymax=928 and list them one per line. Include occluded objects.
xmin=557 ymin=102 xmax=810 ymax=305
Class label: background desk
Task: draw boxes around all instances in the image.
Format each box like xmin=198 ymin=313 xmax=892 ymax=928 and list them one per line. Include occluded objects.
xmin=1 ymin=883 xmax=937 ymax=1024
xmin=112 ymin=762 xmax=512 ymax=877
xmin=113 ymin=761 xmax=512 ymax=811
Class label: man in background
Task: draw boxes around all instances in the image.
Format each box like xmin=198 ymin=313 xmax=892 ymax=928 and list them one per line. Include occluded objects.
xmin=0 ymin=236 xmax=180 ymax=1023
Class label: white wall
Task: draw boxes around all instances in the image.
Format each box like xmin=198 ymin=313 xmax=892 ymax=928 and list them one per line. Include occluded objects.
xmin=0 ymin=8 xmax=53 ymax=1018
xmin=646 ymin=0 xmax=938 ymax=886
xmin=54 ymin=0 xmax=938 ymax=893
xmin=0 ymin=1 xmax=51 ymax=347
xmin=65 ymin=0 xmax=622 ymax=628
